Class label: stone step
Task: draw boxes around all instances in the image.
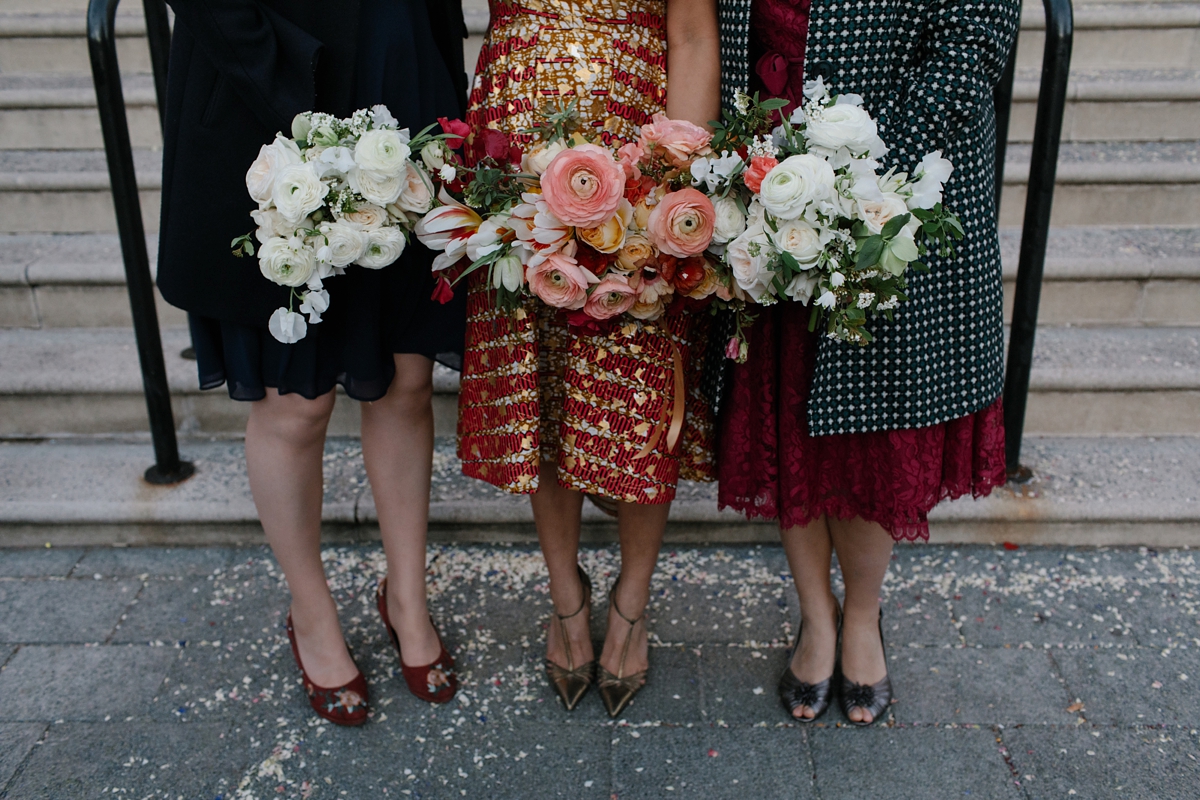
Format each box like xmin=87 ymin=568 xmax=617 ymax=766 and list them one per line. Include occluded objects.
xmin=0 ymin=325 xmax=1196 ymax=437
xmin=1017 ymin=3 xmax=1200 ymax=71
xmin=3 ymin=227 xmax=1197 ymax=330
xmin=0 ymin=433 xmax=1195 ymax=546
xmin=1 ymin=142 xmax=1194 ymax=233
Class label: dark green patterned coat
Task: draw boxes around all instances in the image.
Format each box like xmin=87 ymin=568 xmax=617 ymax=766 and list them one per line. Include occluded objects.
xmin=718 ymin=0 xmax=1021 ymax=436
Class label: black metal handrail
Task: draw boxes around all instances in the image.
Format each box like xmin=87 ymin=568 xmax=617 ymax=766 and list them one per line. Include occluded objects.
xmin=1000 ymin=0 xmax=1073 ymax=481
xmin=87 ymin=0 xmax=194 ymax=485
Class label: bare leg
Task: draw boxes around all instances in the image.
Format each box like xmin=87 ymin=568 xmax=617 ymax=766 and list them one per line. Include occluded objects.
xmin=599 ymin=501 xmax=670 ymax=677
xmin=360 ymin=354 xmax=441 ymax=666
xmin=530 ymin=460 xmax=592 ymax=670
xmin=828 ymin=516 xmax=894 ymax=723
xmin=779 ymin=517 xmax=840 ymax=719
xmin=245 ymin=388 xmax=358 ymax=687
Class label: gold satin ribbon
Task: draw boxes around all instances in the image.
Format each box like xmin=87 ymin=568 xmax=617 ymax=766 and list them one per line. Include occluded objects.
xmin=634 ymin=342 xmax=686 ymax=460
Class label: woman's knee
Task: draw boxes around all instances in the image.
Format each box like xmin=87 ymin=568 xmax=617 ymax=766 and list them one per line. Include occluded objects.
xmin=251 ymin=389 xmax=335 ymax=441
xmin=372 ymin=356 xmax=434 ymax=415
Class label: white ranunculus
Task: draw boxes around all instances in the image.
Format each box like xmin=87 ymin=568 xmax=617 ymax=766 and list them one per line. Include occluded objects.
xmin=339 ymin=203 xmax=388 ymax=231
xmin=317 ymin=222 xmax=369 ymax=267
xmin=349 ymin=167 xmax=404 ymax=207
xmin=258 ymin=236 xmax=317 ymax=288
xmin=353 ymin=129 xmax=411 ymax=176
xmin=711 ymin=195 xmax=747 ymax=245
xmin=758 ymin=154 xmax=835 ymax=221
xmin=246 ymin=134 xmax=302 ymax=205
xmin=391 ymin=162 xmax=435 ymax=214
xmin=784 ymin=271 xmax=819 ymax=303
xmin=770 ymin=219 xmax=825 ymax=268
xmin=856 ymin=192 xmax=911 ymax=236
xmin=726 ymin=223 xmax=777 ymax=301
xmin=492 ymin=253 xmax=525 ymax=292
xmin=908 ymin=151 xmax=954 ymax=209
xmin=805 ymin=98 xmax=886 ymax=159
xmin=299 ymin=288 xmax=330 ymax=323
xmin=250 ymin=208 xmax=293 ymax=243
xmin=268 ymin=307 xmax=307 ymax=344
xmin=273 ymin=162 xmax=327 ymax=223
xmin=356 ymin=226 xmax=407 ymax=269
xmin=520 ymin=140 xmax=567 ymax=176
xmin=420 ymin=141 xmax=447 ymax=171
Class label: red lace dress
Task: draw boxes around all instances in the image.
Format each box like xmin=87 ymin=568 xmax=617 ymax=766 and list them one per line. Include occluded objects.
xmin=716 ymin=0 xmax=1007 ymax=542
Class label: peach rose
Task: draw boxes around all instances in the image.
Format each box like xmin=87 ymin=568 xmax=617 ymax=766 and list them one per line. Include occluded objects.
xmin=743 ymin=155 xmax=778 ymax=194
xmin=540 ymin=144 xmax=626 ymax=228
xmin=638 ymin=114 xmax=713 ymax=167
xmin=647 ymin=188 xmax=716 ymax=257
xmin=578 ymin=199 xmax=633 ymax=254
xmin=583 ymin=275 xmax=638 ymax=320
xmin=527 ymin=251 xmax=593 ymax=310
xmin=616 ymin=233 xmax=654 ymax=272
xmin=629 ymin=298 xmax=665 ymax=320
xmin=684 ymin=260 xmax=721 ymax=300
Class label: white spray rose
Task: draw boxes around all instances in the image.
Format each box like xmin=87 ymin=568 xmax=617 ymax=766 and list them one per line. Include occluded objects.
xmin=246 ymin=134 xmax=302 ymax=205
xmin=770 ymin=219 xmax=825 ymax=268
xmin=520 ymin=140 xmax=567 ymax=176
xmin=353 ymin=128 xmax=411 ymax=176
xmin=727 ymin=223 xmax=777 ymax=301
xmin=317 ymin=221 xmax=369 ymax=267
xmin=339 ymin=203 xmax=388 ymax=230
xmin=258 ymin=236 xmax=317 ymax=288
xmin=856 ymin=193 xmax=911 ymax=235
xmin=758 ymin=154 xmax=835 ymax=221
xmin=273 ymin=162 xmax=326 ymax=223
xmin=710 ymin=195 xmax=747 ymax=245
xmin=356 ymin=226 xmax=407 ymax=269
xmin=268 ymin=307 xmax=307 ymax=344
xmin=391 ymin=162 xmax=435 ymax=214
xmin=349 ymin=168 xmax=405 ymax=207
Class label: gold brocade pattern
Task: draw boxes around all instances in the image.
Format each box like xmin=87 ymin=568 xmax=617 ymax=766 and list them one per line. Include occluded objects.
xmin=458 ymin=0 xmax=714 ymax=503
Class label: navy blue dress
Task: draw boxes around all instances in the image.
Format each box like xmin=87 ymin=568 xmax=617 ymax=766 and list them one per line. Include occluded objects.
xmin=189 ymin=0 xmax=467 ymax=402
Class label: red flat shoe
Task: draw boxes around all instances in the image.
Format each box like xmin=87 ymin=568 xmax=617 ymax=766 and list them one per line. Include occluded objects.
xmin=377 ymin=578 xmax=458 ymax=704
xmin=285 ymin=613 xmax=369 ymax=726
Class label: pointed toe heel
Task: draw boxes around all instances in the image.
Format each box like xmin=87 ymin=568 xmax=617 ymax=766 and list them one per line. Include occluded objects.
xmin=285 ymin=613 xmax=369 ymax=727
xmin=597 ymin=575 xmax=648 ymax=719
xmin=546 ymin=565 xmax=596 ymax=711
xmin=377 ymin=579 xmax=458 ymax=705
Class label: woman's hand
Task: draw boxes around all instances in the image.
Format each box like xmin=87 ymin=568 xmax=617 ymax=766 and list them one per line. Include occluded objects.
xmin=665 ymin=0 xmax=720 ymax=129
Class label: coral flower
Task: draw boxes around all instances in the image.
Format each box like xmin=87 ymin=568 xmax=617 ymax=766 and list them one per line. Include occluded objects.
xmin=527 ymin=251 xmax=595 ymax=310
xmin=583 ymin=275 xmax=638 ymax=320
xmin=743 ymin=155 xmax=779 ymax=194
xmin=540 ymin=144 xmax=626 ymax=228
xmin=647 ymin=188 xmax=716 ymax=257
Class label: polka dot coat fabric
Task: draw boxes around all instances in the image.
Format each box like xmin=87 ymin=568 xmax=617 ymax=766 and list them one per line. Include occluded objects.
xmin=719 ymin=0 xmax=1021 ymax=436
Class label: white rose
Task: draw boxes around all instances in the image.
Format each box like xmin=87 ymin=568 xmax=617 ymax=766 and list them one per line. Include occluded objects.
xmin=273 ymin=162 xmax=327 ymax=223
xmin=770 ymin=219 xmax=824 ymax=268
xmin=784 ymin=271 xmax=819 ymax=303
xmin=758 ymin=154 xmax=835 ymax=221
xmin=268 ymin=307 xmax=307 ymax=344
xmin=317 ymin=221 xmax=369 ymax=267
xmin=711 ymin=195 xmax=747 ymax=245
xmin=339 ymin=203 xmax=388 ymax=231
xmin=391 ymin=162 xmax=435 ymax=214
xmin=856 ymin=193 xmax=910 ymax=235
xmin=246 ymin=134 xmax=302 ymax=205
xmin=349 ymin=168 xmax=405 ymax=207
xmin=420 ymin=141 xmax=447 ymax=170
xmin=250 ymin=208 xmax=294 ymax=243
xmin=805 ymin=99 xmax=886 ymax=159
xmin=726 ymin=223 xmax=777 ymax=301
xmin=355 ymin=226 xmax=407 ymax=269
xmin=299 ymin=288 xmax=330 ymax=323
xmin=258 ymin=236 xmax=317 ymax=287
xmin=521 ymin=140 xmax=567 ymax=176
xmin=353 ymin=128 xmax=411 ymax=176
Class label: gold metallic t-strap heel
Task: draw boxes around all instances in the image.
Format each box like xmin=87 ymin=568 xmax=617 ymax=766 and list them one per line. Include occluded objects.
xmin=545 ymin=565 xmax=595 ymax=711
xmin=598 ymin=576 xmax=649 ymax=719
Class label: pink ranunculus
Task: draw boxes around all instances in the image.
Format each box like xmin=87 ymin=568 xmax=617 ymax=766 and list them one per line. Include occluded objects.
xmin=638 ymin=113 xmax=713 ymax=167
xmin=583 ymin=275 xmax=638 ymax=320
xmin=527 ymin=251 xmax=593 ymax=310
xmin=743 ymin=155 xmax=779 ymax=194
xmin=647 ymin=188 xmax=717 ymax=258
xmin=617 ymin=142 xmax=645 ymax=181
xmin=539 ymin=144 xmax=626 ymax=228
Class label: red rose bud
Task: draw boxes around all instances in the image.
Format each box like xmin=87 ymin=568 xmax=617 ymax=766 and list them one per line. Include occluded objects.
xmin=672 ymin=257 xmax=707 ymax=295
xmin=438 ymin=117 xmax=470 ymax=149
xmin=655 ymin=254 xmax=679 ymax=283
xmin=480 ymin=129 xmax=512 ymax=162
xmin=508 ymin=143 xmax=525 ymax=166
xmin=431 ymin=275 xmax=455 ymax=305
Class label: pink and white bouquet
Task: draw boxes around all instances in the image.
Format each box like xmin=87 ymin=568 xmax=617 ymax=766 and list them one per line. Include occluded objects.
xmin=414 ymin=105 xmax=728 ymax=329
xmin=233 ymin=105 xmax=447 ymax=343
xmin=708 ymin=81 xmax=964 ymax=353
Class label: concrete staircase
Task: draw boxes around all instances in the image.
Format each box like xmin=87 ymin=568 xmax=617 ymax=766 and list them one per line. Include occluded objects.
xmin=0 ymin=0 xmax=1197 ymax=544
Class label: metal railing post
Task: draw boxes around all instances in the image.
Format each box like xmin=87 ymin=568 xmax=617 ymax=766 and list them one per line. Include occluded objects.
xmin=87 ymin=0 xmax=194 ymax=485
xmin=1002 ymin=0 xmax=1073 ymax=480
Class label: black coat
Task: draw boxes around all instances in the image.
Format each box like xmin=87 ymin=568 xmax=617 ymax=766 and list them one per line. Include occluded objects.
xmin=157 ymin=0 xmax=467 ymax=327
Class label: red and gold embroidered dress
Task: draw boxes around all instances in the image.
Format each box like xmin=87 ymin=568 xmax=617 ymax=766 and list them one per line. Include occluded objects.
xmin=460 ymin=0 xmax=713 ymax=504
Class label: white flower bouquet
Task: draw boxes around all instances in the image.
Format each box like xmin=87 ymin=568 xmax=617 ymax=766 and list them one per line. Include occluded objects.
xmin=706 ymin=81 xmax=964 ymax=355
xmin=232 ymin=105 xmax=446 ymax=343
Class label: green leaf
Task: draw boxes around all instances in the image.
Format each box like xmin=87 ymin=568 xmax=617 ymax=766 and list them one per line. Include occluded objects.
xmin=779 ymin=250 xmax=802 ymax=277
xmin=855 ymin=236 xmax=884 ymax=269
xmin=231 ymin=234 xmax=255 ymax=258
xmin=881 ymin=213 xmax=911 ymax=240
xmin=946 ymin=214 xmax=966 ymax=238
xmin=888 ymin=235 xmax=919 ymax=263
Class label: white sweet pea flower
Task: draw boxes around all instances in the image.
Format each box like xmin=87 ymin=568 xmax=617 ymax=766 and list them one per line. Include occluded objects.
xmin=313 ymin=146 xmax=356 ymax=179
xmin=727 ymin=223 xmax=777 ymax=301
xmin=268 ymin=307 xmax=307 ymax=344
xmin=370 ymin=104 xmax=399 ymax=129
xmin=784 ymin=271 xmax=819 ymax=303
xmin=250 ymin=208 xmax=293 ymax=243
xmin=908 ymin=151 xmax=954 ymax=209
xmin=803 ymin=77 xmax=831 ymax=102
xmin=299 ymin=288 xmax=330 ymax=323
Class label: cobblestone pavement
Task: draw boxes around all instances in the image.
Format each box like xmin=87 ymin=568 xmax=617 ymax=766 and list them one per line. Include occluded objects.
xmin=0 ymin=543 xmax=1197 ymax=799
